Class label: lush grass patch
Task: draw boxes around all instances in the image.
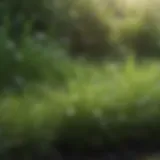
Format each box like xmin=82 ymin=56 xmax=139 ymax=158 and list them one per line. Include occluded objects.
xmin=1 ymin=55 xmax=160 ymax=156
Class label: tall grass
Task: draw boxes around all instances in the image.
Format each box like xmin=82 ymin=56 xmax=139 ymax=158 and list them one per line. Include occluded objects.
xmin=0 ymin=55 xmax=160 ymax=155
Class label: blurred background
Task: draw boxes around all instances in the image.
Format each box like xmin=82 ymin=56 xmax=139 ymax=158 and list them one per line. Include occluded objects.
xmin=0 ymin=0 xmax=160 ymax=159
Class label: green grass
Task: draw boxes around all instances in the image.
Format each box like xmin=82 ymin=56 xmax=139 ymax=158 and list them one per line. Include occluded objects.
xmin=1 ymin=0 xmax=160 ymax=157
xmin=1 ymin=55 xmax=160 ymax=154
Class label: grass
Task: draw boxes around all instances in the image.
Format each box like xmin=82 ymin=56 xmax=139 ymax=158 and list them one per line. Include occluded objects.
xmin=1 ymin=55 xmax=160 ymax=155
xmin=1 ymin=0 xmax=160 ymax=158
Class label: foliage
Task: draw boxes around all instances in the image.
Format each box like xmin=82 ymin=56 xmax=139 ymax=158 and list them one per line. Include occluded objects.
xmin=0 ymin=57 xmax=160 ymax=157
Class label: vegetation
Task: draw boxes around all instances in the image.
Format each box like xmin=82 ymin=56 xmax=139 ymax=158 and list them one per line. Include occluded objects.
xmin=1 ymin=0 xmax=160 ymax=57
xmin=1 ymin=0 xmax=160 ymax=159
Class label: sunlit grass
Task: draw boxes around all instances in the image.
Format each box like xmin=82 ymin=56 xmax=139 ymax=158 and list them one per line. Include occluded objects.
xmin=1 ymin=56 xmax=160 ymax=153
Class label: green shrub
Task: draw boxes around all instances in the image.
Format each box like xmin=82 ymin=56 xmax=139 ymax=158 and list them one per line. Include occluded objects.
xmin=117 ymin=15 xmax=160 ymax=57
xmin=0 ymin=0 xmax=117 ymax=58
xmin=0 ymin=0 xmax=52 ymax=28
xmin=0 ymin=24 xmax=74 ymax=93
xmin=60 ymin=0 xmax=160 ymax=58
xmin=2 ymin=0 xmax=160 ymax=58
xmin=114 ymin=0 xmax=160 ymax=57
